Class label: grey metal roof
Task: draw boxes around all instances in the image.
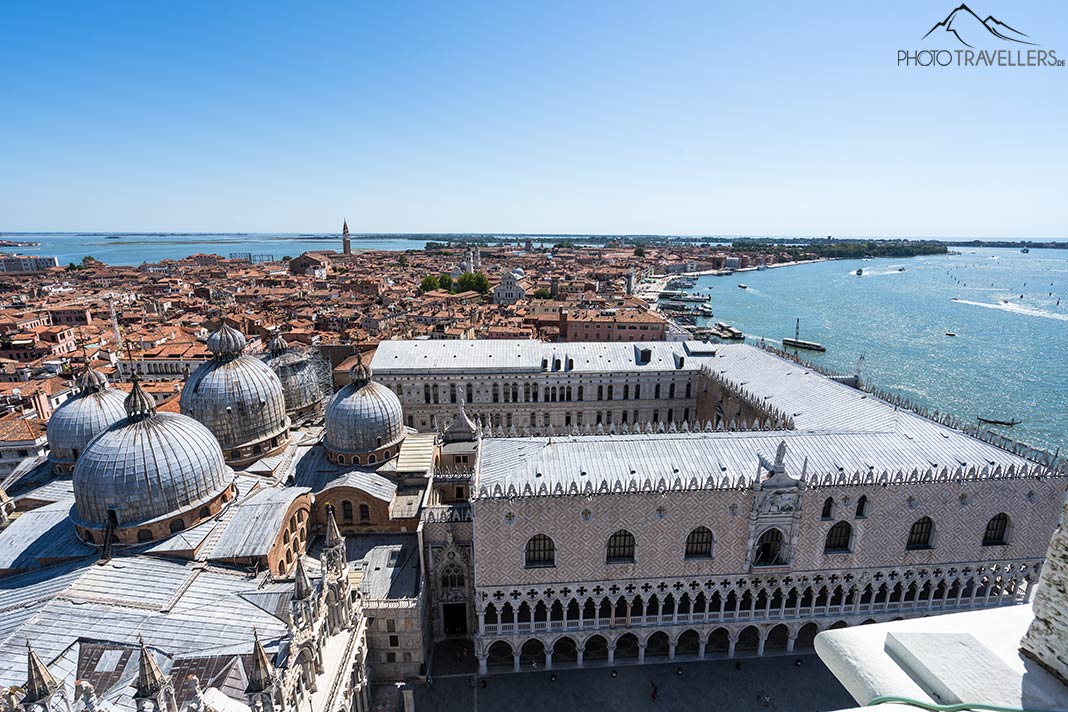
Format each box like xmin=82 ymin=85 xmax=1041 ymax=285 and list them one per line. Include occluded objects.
xmin=473 ymin=344 xmax=1043 ymax=497
xmin=180 ymin=354 xmax=289 ymax=452
xmin=476 ymin=427 xmax=1034 ymax=497
xmin=0 ymin=557 xmax=289 ymax=689
xmin=354 ymin=536 xmax=420 ymax=601
xmin=292 ymin=446 xmax=397 ymax=501
xmin=72 ymin=412 xmax=235 ymax=529
xmin=0 ymin=502 xmax=93 ymax=571
xmin=45 ymin=386 xmax=128 ymax=465
xmin=372 ymin=339 xmax=720 ymax=374
xmin=323 ymin=381 xmax=405 ymax=455
xmin=208 ymin=487 xmax=310 ymax=560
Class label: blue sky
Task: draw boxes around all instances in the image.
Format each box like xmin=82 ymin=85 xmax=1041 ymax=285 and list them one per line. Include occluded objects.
xmin=1 ymin=1 xmax=1065 ymax=237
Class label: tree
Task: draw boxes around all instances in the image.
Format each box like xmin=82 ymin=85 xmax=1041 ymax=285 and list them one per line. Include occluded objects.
xmin=419 ymin=275 xmax=440 ymax=293
xmin=532 ymin=287 xmax=552 ymax=299
xmin=397 ymin=254 xmax=409 ymax=267
xmin=437 ymin=273 xmax=453 ymax=292
xmin=633 ymin=246 xmax=646 ymax=257
xmin=281 ymin=255 xmax=292 ymax=262
xmin=455 ymin=272 xmax=490 ymax=294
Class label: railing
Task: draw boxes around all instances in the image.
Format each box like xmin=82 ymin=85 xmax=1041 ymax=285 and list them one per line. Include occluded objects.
xmin=422 ymin=503 xmax=472 ymax=523
xmin=474 ymin=563 xmax=1033 ymax=636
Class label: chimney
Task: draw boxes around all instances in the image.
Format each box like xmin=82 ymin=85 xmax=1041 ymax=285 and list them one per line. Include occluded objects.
xmin=558 ymin=309 xmax=568 ymax=340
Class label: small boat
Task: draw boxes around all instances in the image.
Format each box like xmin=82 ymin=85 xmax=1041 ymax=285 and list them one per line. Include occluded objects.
xmin=737 ymin=284 xmax=748 ymax=289
xmin=783 ymin=318 xmax=826 ymax=351
xmin=105 ymin=235 xmax=121 ymax=240
xmin=977 ymin=416 xmax=1021 ymax=427
xmin=854 ymin=268 xmax=863 ymax=276
xmin=1021 ymin=248 xmax=1030 ymax=253
xmin=945 ymin=332 xmax=956 ymax=337
xmin=898 ymin=267 xmax=906 ymax=272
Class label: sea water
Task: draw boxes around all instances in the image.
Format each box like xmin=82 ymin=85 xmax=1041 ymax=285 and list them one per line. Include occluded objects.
xmin=688 ymin=247 xmax=1067 ymax=453
xmin=0 ymin=233 xmax=424 ymax=265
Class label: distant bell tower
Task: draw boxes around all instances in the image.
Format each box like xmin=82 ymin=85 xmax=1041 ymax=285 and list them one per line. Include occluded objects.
xmin=342 ymin=219 xmax=351 ymax=255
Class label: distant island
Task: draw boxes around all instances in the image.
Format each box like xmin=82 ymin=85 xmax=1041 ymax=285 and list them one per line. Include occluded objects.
xmin=946 ymin=239 xmax=1064 ymax=250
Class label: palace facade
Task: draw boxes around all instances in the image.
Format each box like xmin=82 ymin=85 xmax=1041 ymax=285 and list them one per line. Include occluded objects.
xmin=0 ymin=333 xmax=1063 ymax=712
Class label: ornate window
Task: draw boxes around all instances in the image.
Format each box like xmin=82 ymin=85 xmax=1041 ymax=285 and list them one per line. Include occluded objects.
xmin=753 ymin=528 xmax=785 ymax=566
xmin=982 ymin=513 xmax=1010 ymax=546
xmin=525 ymin=534 xmax=556 ymax=567
xmin=824 ymin=521 xmax=852 ymax=553
xmin=907 ymin=517 xmax=934 ymax=550
xmin=855 ymin=495 xmax=868 ymax=519
xmin=441 ymin=564 xmax=465 ymax=589
xmin=606 ymin=529 xmax=636 ymax=564
xmin=821 ymin=497 xmax=834 ymax=520
xmin=342 ymin=500 xmax=353 ymax=522
xmin=359 ymin=503 xmax=371 ymax=523
xmin=684 ymin=527 xmax=714 ymax=559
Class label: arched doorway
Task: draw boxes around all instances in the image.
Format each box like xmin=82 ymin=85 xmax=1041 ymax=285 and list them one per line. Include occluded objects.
xmin=676 ymin=630 xmax=701 ymax=657
xmin=487 ymin=641 xmax=513 ymax=669
xmin=615 ymin=633 xmax=640 ymax=660
xmin=765 ymin=624 xmax=789 ymax=652
xmin=583 ymin=635 xmax=609 ymax=662
xmin=645 ymin=631 xmax=670 ymax=659
xmin=553 ymin=637 xmax=578 ymax=665
xmin=795 ymin=622 xmax=819 ymax=649
xmin=520 ymin=639 xmax=546 ymax=669
xmin=736 ymin=625 xmax=760 ymax=653
xmin=707 ymin=628 xmax=730 ymax=655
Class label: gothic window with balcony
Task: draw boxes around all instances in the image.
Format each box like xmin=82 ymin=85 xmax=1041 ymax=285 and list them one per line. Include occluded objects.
xmin=684 ymin=527 xmax=714 ymax=559
xmin=525 ymin=534 xmax=556 ymax=567
xmin=606 ymin=529 xmax=636 ymax=564
xmin=906 ymin=517 xmax=934 ymax=550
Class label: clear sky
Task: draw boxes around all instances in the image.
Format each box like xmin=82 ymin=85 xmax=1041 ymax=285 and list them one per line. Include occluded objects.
xmin=1 ymin=1 xmax=1065 ymax=237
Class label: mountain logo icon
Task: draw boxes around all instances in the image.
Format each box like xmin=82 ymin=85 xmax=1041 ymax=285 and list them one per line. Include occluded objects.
xmin=923 ymin=4 xmax=1037 ymax=48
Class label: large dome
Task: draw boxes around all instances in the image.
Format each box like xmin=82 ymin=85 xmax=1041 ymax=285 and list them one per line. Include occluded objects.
xmin=46 ymin=369 xmax=127 ymax=472
xmin=262 ymin=335 xmax=329 ymax=423
xmin=324 ymin=355 xmax=405 ymax=461
xmin=72 ymin=378 xmax=235 ymax=543
xmin=180 ymin=324 xmax=290 ymax=466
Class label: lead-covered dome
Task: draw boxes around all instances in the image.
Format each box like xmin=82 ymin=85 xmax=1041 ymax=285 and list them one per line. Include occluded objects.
xmin=324 ymin=354 xmax=405 ymax=464
xmin=47 ymin=368 xmax=128 ymax=473
xmin=181 ymin=324 xmax=291 ymax=466
xmin=72 ymin=377 xmax=235 ymax=545
xmin=262 ymin=335 xmax=330 ymax=424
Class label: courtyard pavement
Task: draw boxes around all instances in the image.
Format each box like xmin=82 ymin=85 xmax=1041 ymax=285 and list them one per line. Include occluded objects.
xmin=415 ymin=653 xmax=856 ymax=712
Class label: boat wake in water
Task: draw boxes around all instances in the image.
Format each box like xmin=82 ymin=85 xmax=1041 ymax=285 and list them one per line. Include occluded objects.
xmin=950 ymin=298 xmax=1068 ymax=321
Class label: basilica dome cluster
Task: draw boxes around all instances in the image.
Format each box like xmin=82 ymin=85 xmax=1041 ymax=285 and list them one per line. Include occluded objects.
xmin=180 ymin=323 xmax=291 ymax=466
xmin=324 ymin=353 xmax=406 ymax=465
xmin=71 ymin=375 xmax=236 ymax=546
xmin=45 ymin=368 xmax=127 ymax=473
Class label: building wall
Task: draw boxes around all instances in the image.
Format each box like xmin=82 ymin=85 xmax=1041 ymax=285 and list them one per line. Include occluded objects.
xmin=466 ymin=475 xmax=1065 ymax=671
xmin=364 ymin=599 xmax=426 ymax=681
xmin=471 ymin=478 xmax=1063 ymax=586
xmin=376 ymin=369 xmax=703 ymax=433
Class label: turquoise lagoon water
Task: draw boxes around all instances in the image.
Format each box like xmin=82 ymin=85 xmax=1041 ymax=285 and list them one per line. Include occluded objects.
xmin=0 ymin=233 xmax=424 ymax=266
xmin=687 ymin=248 xmax=1067 ymax=453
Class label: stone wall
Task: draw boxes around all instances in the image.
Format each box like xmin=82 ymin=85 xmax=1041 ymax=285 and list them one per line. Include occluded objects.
xmin=1021 ymin=492 xmax=1068 ymax=684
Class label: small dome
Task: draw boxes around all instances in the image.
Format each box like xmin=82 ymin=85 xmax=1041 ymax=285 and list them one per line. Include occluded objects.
xmin=46 ymin=371 xmax=127 ymax=468
xmin=206 ymin=324 xmax=247 ymax=360
xmin=324 ymin=364 xmax=404 ymax=456
xmin=268 ymin=333 xmax=288 ymax=356
xmin=263 ymin=345 xmax=329 ymax=422
xmin=73 ymin=379 xmax=234 ymax=532
xmin=181 ymin=326 xmax=290 ymax=463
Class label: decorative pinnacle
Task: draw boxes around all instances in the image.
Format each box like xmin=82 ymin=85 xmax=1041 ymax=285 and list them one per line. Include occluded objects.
xmin=124 ymin=374 xmax=156 ymax=420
